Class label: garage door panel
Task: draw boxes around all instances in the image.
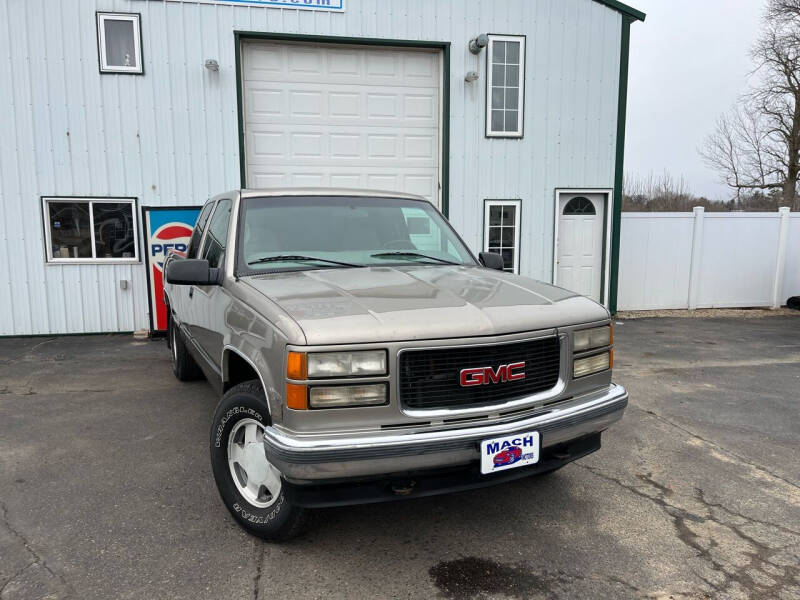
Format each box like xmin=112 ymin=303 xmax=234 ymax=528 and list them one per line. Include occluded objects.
xmin=404 ymin=53 xmax=437 ymax=79
xmin=329 ymin=92 xmax=361 ymax=118
xmin=404 ymin=95 xmax=437 ymax=120
xmin=289 ymin=91 xmax=324 ymax=117
xmin=287 ymin=47 xmax=325 ymax=75
xmin=366 ymin=93 xmax=400 ymax=119
xmin=367 ymin=134 xmax=399 ymax=159
xmin=249 ymin=168 xmax=438 ymax=202
xmin=327 ymin=49 xmax=360 ymax=77
xmin=330 ymin=133 xmax=361 ymax=159
xmin=246 ymin=125 xmax=439 ymax=167
xmin=290 ymin=133 xmax=324 ymax=158
xmin=329 ymin=173 xmax=363 ymax=188
xmin=245 ymin=46 xmax=283 ymax=76
xmin=250 ymin=172 xmax=286 ymax=189
xmin=251 ymin=131 xmax=285 ymax=158
xmin=249 ymin=90 xmax=283 ymax=117
xmin=245 ymin=86 xmax=438 ymax=128
xmin=405 ymin=135 xmax=436 ymax=160
xmin=244 ymin=44 xmax=438 ymax=88
xmin=243 ymin=41 xmax=441 ymax=206
xmin=403 ymin=175 xmax=437 ymax=200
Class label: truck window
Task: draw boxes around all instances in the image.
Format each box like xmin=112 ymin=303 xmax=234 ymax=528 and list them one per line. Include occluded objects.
xmin=201 ymin=199 xmax=232 ymax=269
xmin=187 ymin=201 xmax=215 ymax=259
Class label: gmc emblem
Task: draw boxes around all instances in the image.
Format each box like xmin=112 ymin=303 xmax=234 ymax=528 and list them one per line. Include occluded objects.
xmin=459 ymin=362 xmax=526 ymax=387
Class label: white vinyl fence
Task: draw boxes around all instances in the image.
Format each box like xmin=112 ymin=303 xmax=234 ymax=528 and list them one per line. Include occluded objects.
xmin=618 ymin=208 xmax=800 ymax=311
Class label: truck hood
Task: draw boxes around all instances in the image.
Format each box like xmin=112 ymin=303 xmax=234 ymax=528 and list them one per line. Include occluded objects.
xmin=241 ymin=265 xmax=608 ymax=345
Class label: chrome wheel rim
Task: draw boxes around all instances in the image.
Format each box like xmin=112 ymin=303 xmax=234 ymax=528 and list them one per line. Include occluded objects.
xmin=227 ymin=418 xmax=281 ymax=508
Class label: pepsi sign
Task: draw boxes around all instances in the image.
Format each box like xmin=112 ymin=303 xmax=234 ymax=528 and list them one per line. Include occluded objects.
xmin=143 ymin=207 xmax=201 ymax=332
xmin=150 ymin=222 xmax=194 ymax=271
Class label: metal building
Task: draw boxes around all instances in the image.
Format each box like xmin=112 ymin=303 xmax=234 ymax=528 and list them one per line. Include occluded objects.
xmin=0 ymin=0 xmax=644 ymax=336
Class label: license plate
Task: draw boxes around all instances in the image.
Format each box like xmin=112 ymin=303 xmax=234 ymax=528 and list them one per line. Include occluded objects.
xmin=480 ymin=431 xmax=540 ymax=474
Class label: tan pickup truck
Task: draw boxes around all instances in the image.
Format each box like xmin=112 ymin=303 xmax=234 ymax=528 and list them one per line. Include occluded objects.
xmin=164 ymin=188 xmax=627 ymax=540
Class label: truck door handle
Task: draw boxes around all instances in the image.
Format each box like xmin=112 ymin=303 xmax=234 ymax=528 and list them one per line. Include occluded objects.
xmin=189 ymin=287 xmax=194 ymax=299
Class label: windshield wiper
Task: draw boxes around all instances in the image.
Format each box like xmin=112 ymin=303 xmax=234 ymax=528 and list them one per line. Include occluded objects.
xmin=370 ymin=251 xmax=459 ymax=265
xmin=248 ymin=255 xmax=362 ymax=268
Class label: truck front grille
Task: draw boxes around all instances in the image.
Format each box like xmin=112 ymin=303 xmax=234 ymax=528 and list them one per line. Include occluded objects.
xmin=398 ymin=336 xmax=561 ymax=410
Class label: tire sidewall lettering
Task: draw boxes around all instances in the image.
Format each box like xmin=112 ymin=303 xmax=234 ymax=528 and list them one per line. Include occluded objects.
xmin=214 ymin=406 xmax=263 ymax=448
xmin=232 ymin=494 xmax=284 ymax=524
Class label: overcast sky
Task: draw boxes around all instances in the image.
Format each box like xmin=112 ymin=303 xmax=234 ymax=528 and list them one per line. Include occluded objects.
xmin=625 ymin=0 xmax=765 ymax=199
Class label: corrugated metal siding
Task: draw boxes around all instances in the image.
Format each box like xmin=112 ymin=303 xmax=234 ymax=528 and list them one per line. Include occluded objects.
xmin=0 ymin=0 xmax=621 ymax=335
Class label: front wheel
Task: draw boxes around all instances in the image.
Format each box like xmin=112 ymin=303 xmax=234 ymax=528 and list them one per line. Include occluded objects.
xmin=210 ymin=380 xmax=309 ymax=541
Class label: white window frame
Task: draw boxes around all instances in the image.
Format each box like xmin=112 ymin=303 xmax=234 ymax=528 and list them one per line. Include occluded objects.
xmin=485 ymin=34 xmax=526 ymax=138
xmin=483 ymin=199 xmax=521 ymax=274
xmin=42 ymin=197 xmax=140 ymax=264
xmin=97 ymin=12 xmax=143 ymax=75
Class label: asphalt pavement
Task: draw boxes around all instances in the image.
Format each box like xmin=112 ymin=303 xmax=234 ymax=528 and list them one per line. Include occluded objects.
xmin=0 ymin=316 xmax=799 ymax=599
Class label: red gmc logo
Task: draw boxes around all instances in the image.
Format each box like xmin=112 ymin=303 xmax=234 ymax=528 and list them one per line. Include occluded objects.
xmin=459 ymin=362 xmax=526 ymax=387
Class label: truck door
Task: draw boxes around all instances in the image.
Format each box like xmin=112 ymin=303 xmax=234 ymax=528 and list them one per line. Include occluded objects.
xmin=189 ymin=198 xmax=233 ymax=372
xmin=169 ymin=199 xmax=215 ymax=334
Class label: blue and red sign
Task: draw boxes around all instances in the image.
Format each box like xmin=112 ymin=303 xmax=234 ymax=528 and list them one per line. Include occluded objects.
xmin=480 ymin=431 xmax=540 ymax=474
xmin=143 ymin=207 xmax=201 ymax=332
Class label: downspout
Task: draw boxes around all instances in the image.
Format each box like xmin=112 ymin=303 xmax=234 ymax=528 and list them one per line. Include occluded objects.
xmin=609 ymin=15 xmax=635 ymax=315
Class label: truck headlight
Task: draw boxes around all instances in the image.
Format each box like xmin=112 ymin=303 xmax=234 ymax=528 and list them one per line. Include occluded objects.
xmin=307 ymin=350 xmax=387 ymax=378
xmin=573 ymin=325 xmax=612 ymax=351
xmin=287 ymin=350 xmax=387 ymax=379
xmin=309 ymin=384 xmax=388 ymax=408
xmin=573 ymin=351 xmax=612 ymax=378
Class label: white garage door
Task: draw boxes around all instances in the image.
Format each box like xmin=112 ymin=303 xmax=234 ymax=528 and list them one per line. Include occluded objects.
xmin=241 ymin=41 xmax=442 ymax=206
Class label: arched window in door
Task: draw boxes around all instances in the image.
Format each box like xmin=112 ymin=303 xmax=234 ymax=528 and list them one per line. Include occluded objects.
xmin=563 ymin=196 xmax=596 ymax=215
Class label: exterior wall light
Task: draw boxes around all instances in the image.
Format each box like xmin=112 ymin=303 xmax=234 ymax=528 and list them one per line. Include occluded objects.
xmin=465 ymin=71 xmax=479 ymax=83
xmin=205 ymin=59 xmax=219 ymax=71
xmin=469 ymin=34 xmax=489 ymax=55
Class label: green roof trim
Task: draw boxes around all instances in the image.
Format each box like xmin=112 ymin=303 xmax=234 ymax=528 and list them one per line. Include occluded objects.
xmin=593 ymin=0 xmax=646 ymax=22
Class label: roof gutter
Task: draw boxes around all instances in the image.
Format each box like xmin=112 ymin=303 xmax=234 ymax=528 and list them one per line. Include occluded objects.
xmin=593 ymin=0 xmax=646 ymax=22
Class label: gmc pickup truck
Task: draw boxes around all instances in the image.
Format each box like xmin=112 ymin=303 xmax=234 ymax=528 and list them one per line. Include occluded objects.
xmin=164 ymin=189 xmax=627 ymax=540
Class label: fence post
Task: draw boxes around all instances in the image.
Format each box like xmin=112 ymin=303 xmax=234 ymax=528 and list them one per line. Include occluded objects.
xmin=771 ymin=207 xmax=791 ymax=309
xmin=687 ymin=206 xmax=705 ymax=310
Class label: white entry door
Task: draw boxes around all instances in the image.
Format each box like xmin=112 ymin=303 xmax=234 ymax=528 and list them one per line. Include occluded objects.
xmin=556 ymin=193 xmax=606 ymax=302
xmin=241 ymin=40 xmax=441 ymax=205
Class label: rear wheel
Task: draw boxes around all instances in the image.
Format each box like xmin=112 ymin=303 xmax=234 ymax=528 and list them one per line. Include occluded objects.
xmin=169 ymin=315 xmax=202 ymax=381
xmin=210 ymin=380 xmax=309 ymax=541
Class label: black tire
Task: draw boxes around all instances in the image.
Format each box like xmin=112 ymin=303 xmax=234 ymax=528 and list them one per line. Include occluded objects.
xmin=210 ymin=380 xmax=309 ymax=541
xmin=169 ymin=315 xmax=203 ymax=381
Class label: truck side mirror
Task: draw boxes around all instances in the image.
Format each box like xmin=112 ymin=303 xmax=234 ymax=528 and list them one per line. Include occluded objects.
xmin=478 ymin=252 xmax=505 ymax=271
xmin=165 ymin=259 xmax=218 ymax=285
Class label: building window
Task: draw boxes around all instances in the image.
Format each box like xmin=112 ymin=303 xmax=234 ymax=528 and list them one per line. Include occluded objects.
xmin=484 ymin=200 xmax=521 ymax=273
xmin=97 ymin=13 xmax=143 ymax=74
xmin=43 ymin=198 xmax=139 ymax=263
xmin=563 ymin=196 xmax=596 ymax=215
xmin=486 ymin=35 xmax=525 ymax=138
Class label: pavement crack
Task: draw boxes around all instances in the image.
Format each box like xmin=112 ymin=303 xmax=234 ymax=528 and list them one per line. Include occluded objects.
xmin=0 ymin=561 xmax=36 ymax=597
xmin=576 ymin=464 xmax=799 ymax=597
xmin=693 ymin=487 xmax=800 ymax=538
xmin=0 ymin=500 xmax=70 ymax=596
xmin=632 ymin=404 xmax=800 ymax=492
xmin=253 ymin=541 xmax=265 ymax=600
xmin=0 ymin=338 xmax=58 ymax=367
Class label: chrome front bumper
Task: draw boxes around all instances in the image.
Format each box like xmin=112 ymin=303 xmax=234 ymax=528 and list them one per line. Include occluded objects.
xmin=263 ymin=384 xmax=628 ymax=483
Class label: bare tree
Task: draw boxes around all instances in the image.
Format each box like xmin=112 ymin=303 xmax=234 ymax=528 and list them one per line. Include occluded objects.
xmin=700 ymin=0 xmax=800 ymax=210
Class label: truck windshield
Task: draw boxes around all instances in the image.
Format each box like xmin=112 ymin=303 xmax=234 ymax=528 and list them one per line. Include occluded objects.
xmin=237 ymin=196 xmax=477 ymax=273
